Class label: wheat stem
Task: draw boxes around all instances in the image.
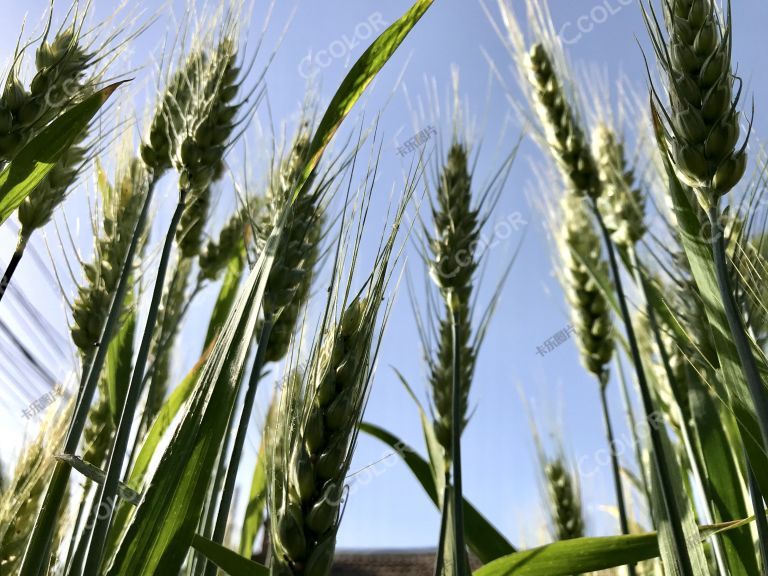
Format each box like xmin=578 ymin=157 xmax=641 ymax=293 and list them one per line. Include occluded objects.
xmin=592 ymin=202 xmax=693 ymax=576
xmin=707 ymin=202 xmax=768 ymax=566
xmin=615 ymin=355 xmax=652 ymax=517
xmin=745 ymin=451 xmax=768 ymax=575
xmin=449 ymin=297 xmax=468 ymax=576
xmin=708 ymin=203 xmax=768 ymax=454
xmin=205 ymin=317 xmax=274 ymax=576
xmin=83 ymin=187 xmax=188 ymax=573
xmin=0 ymin=234 xmax=28 ymax=304
xmin=19 ymin=178 xmax=155 ymax=576
xmin=598 ymin=381 xmax=633 ymax=560
xmin=434 ymin=482 xmax=450 ymax=576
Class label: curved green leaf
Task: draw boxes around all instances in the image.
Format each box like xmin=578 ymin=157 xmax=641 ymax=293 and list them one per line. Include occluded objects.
xmin=295 ymin=0 xmax=434 ymax=201
xmin=191 ymin=534 xmax=268 ymax=576
xmin=204 ymin=253 xmax=245 ymax=348
xmin=474 ymin=534 xmax=659 ymax=576
xmin=105 ymin=297 xmax=136 ymax=423
xmin=473 ymin=517 xmax=756 ymax=576
xmin=359 ymin=422 xmax=516 ymax=564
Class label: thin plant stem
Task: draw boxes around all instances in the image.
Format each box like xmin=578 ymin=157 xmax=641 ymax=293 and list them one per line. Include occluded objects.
xmin=708 ymin=201 xmax=768 ymax=568
xmin=449 ymin=297 xmax=468 ymax=576
xmin=0 ymin=234 xmax=28 ymax=304
xmin=628 ymin=247 xmax=728 ymax=569
xmin=707 ymin=203 xmax=768 ymax=455
xmin=19 ymin=179 xmax=156 ymax=576
xmin=746 ymin=452 xmax=768 ymax=576
xmin=83 ymin=187 xmax=189 ymax=574
xmin=63 ymin=483 xmax=90 ymax=573
xmin=598 ymin=378 xmax=636 ymax=576
xmin=194 ymin=418 xmax=235 ymax=576
xmin=591 ymin=200 xmax=693 ymax=576
xmin=205 ymin=317 xmax=274 ymax=575
xmin=615 ymin=355 xmax=652 ymax=516
xmin=434 ymin=482 xmax=450 ymax=576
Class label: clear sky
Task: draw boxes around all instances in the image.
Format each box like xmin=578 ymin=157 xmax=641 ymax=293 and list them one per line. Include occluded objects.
xmin=2 ymin=0 xmax=768 ymax=553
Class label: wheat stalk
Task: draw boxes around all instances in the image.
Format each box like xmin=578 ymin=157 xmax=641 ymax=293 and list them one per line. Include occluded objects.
xmin=206 ymin=128 xmax=328 ymax=569
xmin=83 ymin=22 xmax=252 ymax=570
xmin=644 ymin=8 xmax=768 ymax=553
xmin=510 ymin=15 xmax=678 ymax=572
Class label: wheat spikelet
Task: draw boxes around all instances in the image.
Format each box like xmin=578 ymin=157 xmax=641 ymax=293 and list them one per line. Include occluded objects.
xmin=198 ymin=201 xmax=254 ymax=282
xmin=16 ymin=142 xmax=88 ymax=241
xmin=258 ymin=131 xmax=324 ymax=363
xmin=140 ymin=50 xmax=207 ymax=175
xmin=643 ymin=0 xmax=747 ymax=207
xmin=524 ymin=44 xmax=601 ymax=200
xmin=0 ymin=398 xmax=72 ymax=572
xmin=427 ymin=142 xmax=479 ymax=457
xmin=593 ymin=125 xmax=646 ymax=249
xmin=560 ymin=195 xmax=613 ymax=381
xmin=269 ymin=295 xmax=379 ymax=574
xmin=175 ymin=37 xmax=244 ymax=258
xmin=543 ymin=457 xmax=585 ymax=541
xmin=70 ymin=159 xmax=149 ymax=359
xmin=0 ymin=24 xmax=93 ymax=161
xmin=1 ymin=20 xmax=105 ymax=250
xmin=267 ymin=163 xmax=410 ymax=574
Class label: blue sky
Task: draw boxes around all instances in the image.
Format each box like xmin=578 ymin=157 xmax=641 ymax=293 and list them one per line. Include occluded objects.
xmin=2 ymin=0 xmax=768 ymax=553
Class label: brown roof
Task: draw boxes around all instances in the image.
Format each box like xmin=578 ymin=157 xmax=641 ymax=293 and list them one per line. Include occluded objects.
xmin=332 ymin=550 xmax=481 ymax=575
xmin=332 ymin=551 xmax=435 ymax=575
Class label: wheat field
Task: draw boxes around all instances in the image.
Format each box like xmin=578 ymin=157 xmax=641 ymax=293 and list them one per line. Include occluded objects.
xmin=0 ymin=0 xmax=767 ymax=575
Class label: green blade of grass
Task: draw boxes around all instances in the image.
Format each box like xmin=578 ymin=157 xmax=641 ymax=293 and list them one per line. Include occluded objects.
xmin=294 ymin=0 xmax=434 ymax=203
xmin=0 ymin=82 xmax=124 ymax=225
xmin=191 ymin=534 xmax=268 ymax=576
xmin=360 ymin=422 xmax=516 ymax=564
xmin=103 ymin=344 xmax=212 ymax=562
xmin=474 ymin=534 xmax=659 ymax=576
xmin=104 ymin=297 xmax=136 ymax=423
xmin=689 ymin=381 xmax=758 ymax=575
xmin=204 ymin=253 xmax=245 ymax=349
xmin=473 ymin=517 xmax=755 ymax=576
